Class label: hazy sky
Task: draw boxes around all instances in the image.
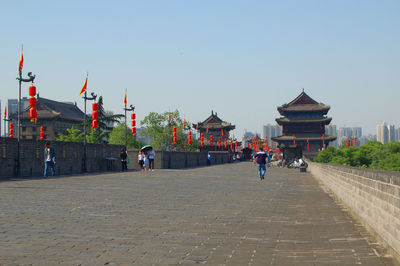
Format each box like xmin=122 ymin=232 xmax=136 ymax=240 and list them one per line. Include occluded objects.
xmin=1 ymin=0 xmax=399 ymax=137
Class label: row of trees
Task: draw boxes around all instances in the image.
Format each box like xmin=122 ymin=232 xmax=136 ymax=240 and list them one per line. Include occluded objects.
xmin=313 ymin=141 xmax=400 ymax=171
xmin=56 ymin=100 xmax=198 ymax=150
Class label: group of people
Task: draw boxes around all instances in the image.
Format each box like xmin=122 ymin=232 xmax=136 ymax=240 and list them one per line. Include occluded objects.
xmin=42 ymin=142 xmax=157 ymax=178
xmin=119 ymin=147 xmax=155 ymax=172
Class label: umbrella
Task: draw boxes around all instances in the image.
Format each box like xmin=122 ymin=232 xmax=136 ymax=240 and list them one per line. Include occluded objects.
xmin=140 ymin=145 xmax=153 ymax=152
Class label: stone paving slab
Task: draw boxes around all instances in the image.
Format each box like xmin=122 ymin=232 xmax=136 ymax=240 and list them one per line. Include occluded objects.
xmin=0 ymin=162 xmax=397 ymax=265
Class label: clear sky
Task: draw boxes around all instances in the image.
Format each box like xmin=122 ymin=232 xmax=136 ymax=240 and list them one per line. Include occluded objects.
xmin=1 ymin=0 xmax=399 ymax=137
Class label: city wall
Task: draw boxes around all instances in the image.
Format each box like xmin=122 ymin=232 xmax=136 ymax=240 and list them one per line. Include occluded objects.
xmin=126 ymin=150 xmax=233 ymax=170
xmin=308 ymin=162 xmax=400 ymax=260
xmin=0 ymin=137 xmax=124 ymax=178
xmin=0 ymin=137 xmax=235 ymax=178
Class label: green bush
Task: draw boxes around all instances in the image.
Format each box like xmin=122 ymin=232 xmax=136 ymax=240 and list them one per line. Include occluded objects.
xmin=313 ymin=141 xmax=400 ymax=172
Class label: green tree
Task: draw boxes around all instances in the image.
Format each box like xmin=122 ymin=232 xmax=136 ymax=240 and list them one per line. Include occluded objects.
xmin=108 ymin=122 xmax=142 ymax=148
xmin=140 ymin=110 xmax=195 ymax=151
xmin=56 ymin=126 xmax=83 ymax=142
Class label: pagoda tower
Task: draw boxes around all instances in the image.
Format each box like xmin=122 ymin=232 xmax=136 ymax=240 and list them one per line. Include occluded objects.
xmin=272 ymin=91 xmax=336 ymax=159
xmin=194 ymin=111 xmax=236 ymax=151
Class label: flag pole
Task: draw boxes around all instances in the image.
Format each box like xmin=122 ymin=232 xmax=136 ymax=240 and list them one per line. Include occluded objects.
xmin=81 ymin=74 xmax=96 ymax=172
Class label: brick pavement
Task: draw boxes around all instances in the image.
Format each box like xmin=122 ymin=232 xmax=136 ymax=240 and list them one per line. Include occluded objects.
xmin=0 ymin=162 xmax=397 ymax=265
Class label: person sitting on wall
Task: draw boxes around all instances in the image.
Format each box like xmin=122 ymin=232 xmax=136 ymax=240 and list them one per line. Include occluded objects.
xmin=44 ymin=142 xmax=56 ymax=178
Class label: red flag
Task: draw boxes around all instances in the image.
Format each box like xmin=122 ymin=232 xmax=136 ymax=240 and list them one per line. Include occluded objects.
xmin=80 ymin=76 xmax=88 ymax=95
xmin=196 ymin=123 xmax=199 ymax=130
xmin=184 ymin=118 xmax=186 ymax=128
xmin=168 ymin=112 xmax=171 ymax=122
xmin=221 ymin=129 xmax=224 ymax=136
xmin=206 ymin=125 xmax=209 ymax=133
xmin=4 ymin=105 xmax=6 ymax=118
xmin=124 ymin=91 xmax=127 ymax=106
xmin=18 ymin=47 xmax=23 ymax=73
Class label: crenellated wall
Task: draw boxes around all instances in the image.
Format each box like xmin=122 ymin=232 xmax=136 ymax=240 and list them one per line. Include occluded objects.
xmin=126 ymin=150 xmax=233 ymax=170
xmin=0 ymin=137 xmax=123 ymax=178
xmin=309 ymin=162 xmax=400 ymax=260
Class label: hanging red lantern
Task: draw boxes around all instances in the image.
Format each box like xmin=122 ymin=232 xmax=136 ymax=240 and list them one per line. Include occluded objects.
xmin=293 ymin=136 xmax=296 ymax=146
xmin=92 ymin=112 xmax=98 ymax=120
xmin=173 ymin=127 xmax=177 ymax=144
xmin=230 ymin=140 xmax=233 ymax=150
xmin=224 ymin=138 xmax=228 ymax=149
xmin=218 ymin=137 xmax=221 ymax=148
xmin=92 ymin=102 xmax=98 ymax=130
xmin=9 ymin=123 xmax=14 ymax=138
xmin=29 ymin=85 xmax=36 ymax=96
xmin=92 ymin=120 xmax=98 ymax=129
xmin=235 ymin=140 xmax=238 ymax=150
xmin=28 ymin=85 xmax=38 ymax=123
xmin=188 ymin=131 xmax=192 ymax=145
xmin=200 ymin=133 xmax=204 ymax=147
xmin=210 ymin=135 xmax=213 ymax=147
xmin=322 ymin=134 xmax=325 ymax=146
xmin=29 ymin=97 xmax=36 ymax=108
xmin=131 ymin=112 xmax=136 ymax=136
xmin=40 ymin=126 xmax=45 ymax=140
xmin=307 ymin=138 xmax=310 ymax=151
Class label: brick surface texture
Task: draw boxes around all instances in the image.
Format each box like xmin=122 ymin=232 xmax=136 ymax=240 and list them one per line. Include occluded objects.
xmin=0 ymin=162 xmax=397 ymax=265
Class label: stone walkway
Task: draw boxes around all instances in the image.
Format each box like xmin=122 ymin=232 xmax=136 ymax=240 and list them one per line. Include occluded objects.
xmin=0 ymin=162 xmax=397 ymax=265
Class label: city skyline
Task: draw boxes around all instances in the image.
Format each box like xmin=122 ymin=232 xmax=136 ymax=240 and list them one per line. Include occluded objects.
xmin=1 ymin=1 xmax=400 ymax=138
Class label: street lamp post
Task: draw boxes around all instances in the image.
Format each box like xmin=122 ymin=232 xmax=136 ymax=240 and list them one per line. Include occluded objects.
xmin=16 ymin=71 xmax=35 ymax=176
xmin=124 ymin=104 xmax=135 ymax=149
xmin=82 ymin=91 xmax=97 ymax=172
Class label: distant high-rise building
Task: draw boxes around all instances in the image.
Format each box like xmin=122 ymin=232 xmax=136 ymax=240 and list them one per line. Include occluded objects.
xmin=352 ymin=127 xmax=362 ymax=138
xmin=338 ymin=127 xmax=352 ymax=144
xmin=398 ymin=127 xmax=400 ymax=142
xmin=376 ymin=122 xmax=395 ymax=144
xmin=325 ymin=124 xmax=338 ymax=148
xmin=262 ymin=123 xmax=281 ymax=145
xmin=8 ymin=98 xmax=29 ymax=125
xmin=388 ymin=124 xmax=396 ymax=142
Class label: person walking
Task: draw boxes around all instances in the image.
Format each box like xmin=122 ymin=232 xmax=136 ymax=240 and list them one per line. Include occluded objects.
xmin=138 ymin=151 xmax=144 ymax=171
xmin=44 ymin=142 xmax=56 ymax=178
xmin=148 ymin=148 xmax=155 ymax=171
xmin=254 ymin=147 xmax=267 ymax=180
xmin=120 ymin=147 xmax=128 ymax=172
xmin=143 ymin=152 xmax=149 ymax=171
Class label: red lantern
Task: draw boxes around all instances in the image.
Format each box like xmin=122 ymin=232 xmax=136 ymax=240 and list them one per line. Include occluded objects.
xmin=29 ymin=85 xmax=36 ymax=97
xmin=92 ymin=120 xmax=98 ymax=129
xmin=40 ymin=126 xmax=45 ymax=139
xmin=9 ymin=129 xmax=14 ymax=138
xmin=92 ymin=103 xmax=98 ymax=111
xmin=131 ymin=127 xmax=136 ymax=135
xmin=29 ymin=108 xmax=37 ymax=120
xmin=28 ymin=85 xmax=38 ymax=123
xmin=235 ymin=140 xmax=238 ymax=150
xmin=92 ymin=112 xmax=98 ymax=120
xmin=131 ymin=112 xmax=136 ymax=135
xmin=29 ymin=97 xmax=36 ymax=108
xmin=173 ymin=127 xmax=177 ymax=144
xmin=188 ymin=131 xmax=192 ymax=145
xmin=218 ymin=137 xmax=221 ymax=148
xmin=9 ymin=123 xmax=13 ymax=129
xmin=200 ymin=133 xmax=204 ymax=147
xmin=210 ymin=135 xmax=213 ymax=147
xmin=307 ymin=138 xmax=309 ymax=151
xmin=224 ymin=138 xmax=227 ymax=149
xmin=230 ymin=140 xmax=233 ymax=150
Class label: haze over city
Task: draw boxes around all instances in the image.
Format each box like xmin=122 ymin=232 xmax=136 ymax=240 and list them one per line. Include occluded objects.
xmin=1 ymin=0 xmax=399 ymax=137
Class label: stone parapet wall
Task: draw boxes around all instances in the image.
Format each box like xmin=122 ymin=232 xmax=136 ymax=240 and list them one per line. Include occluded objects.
xmin=127 ymin=150 xmax=233 ymax=170
xmin=0 ymin=137 xmax=123 ymax=178
xmin=308 ymin=162 xmax=400 ymax=260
